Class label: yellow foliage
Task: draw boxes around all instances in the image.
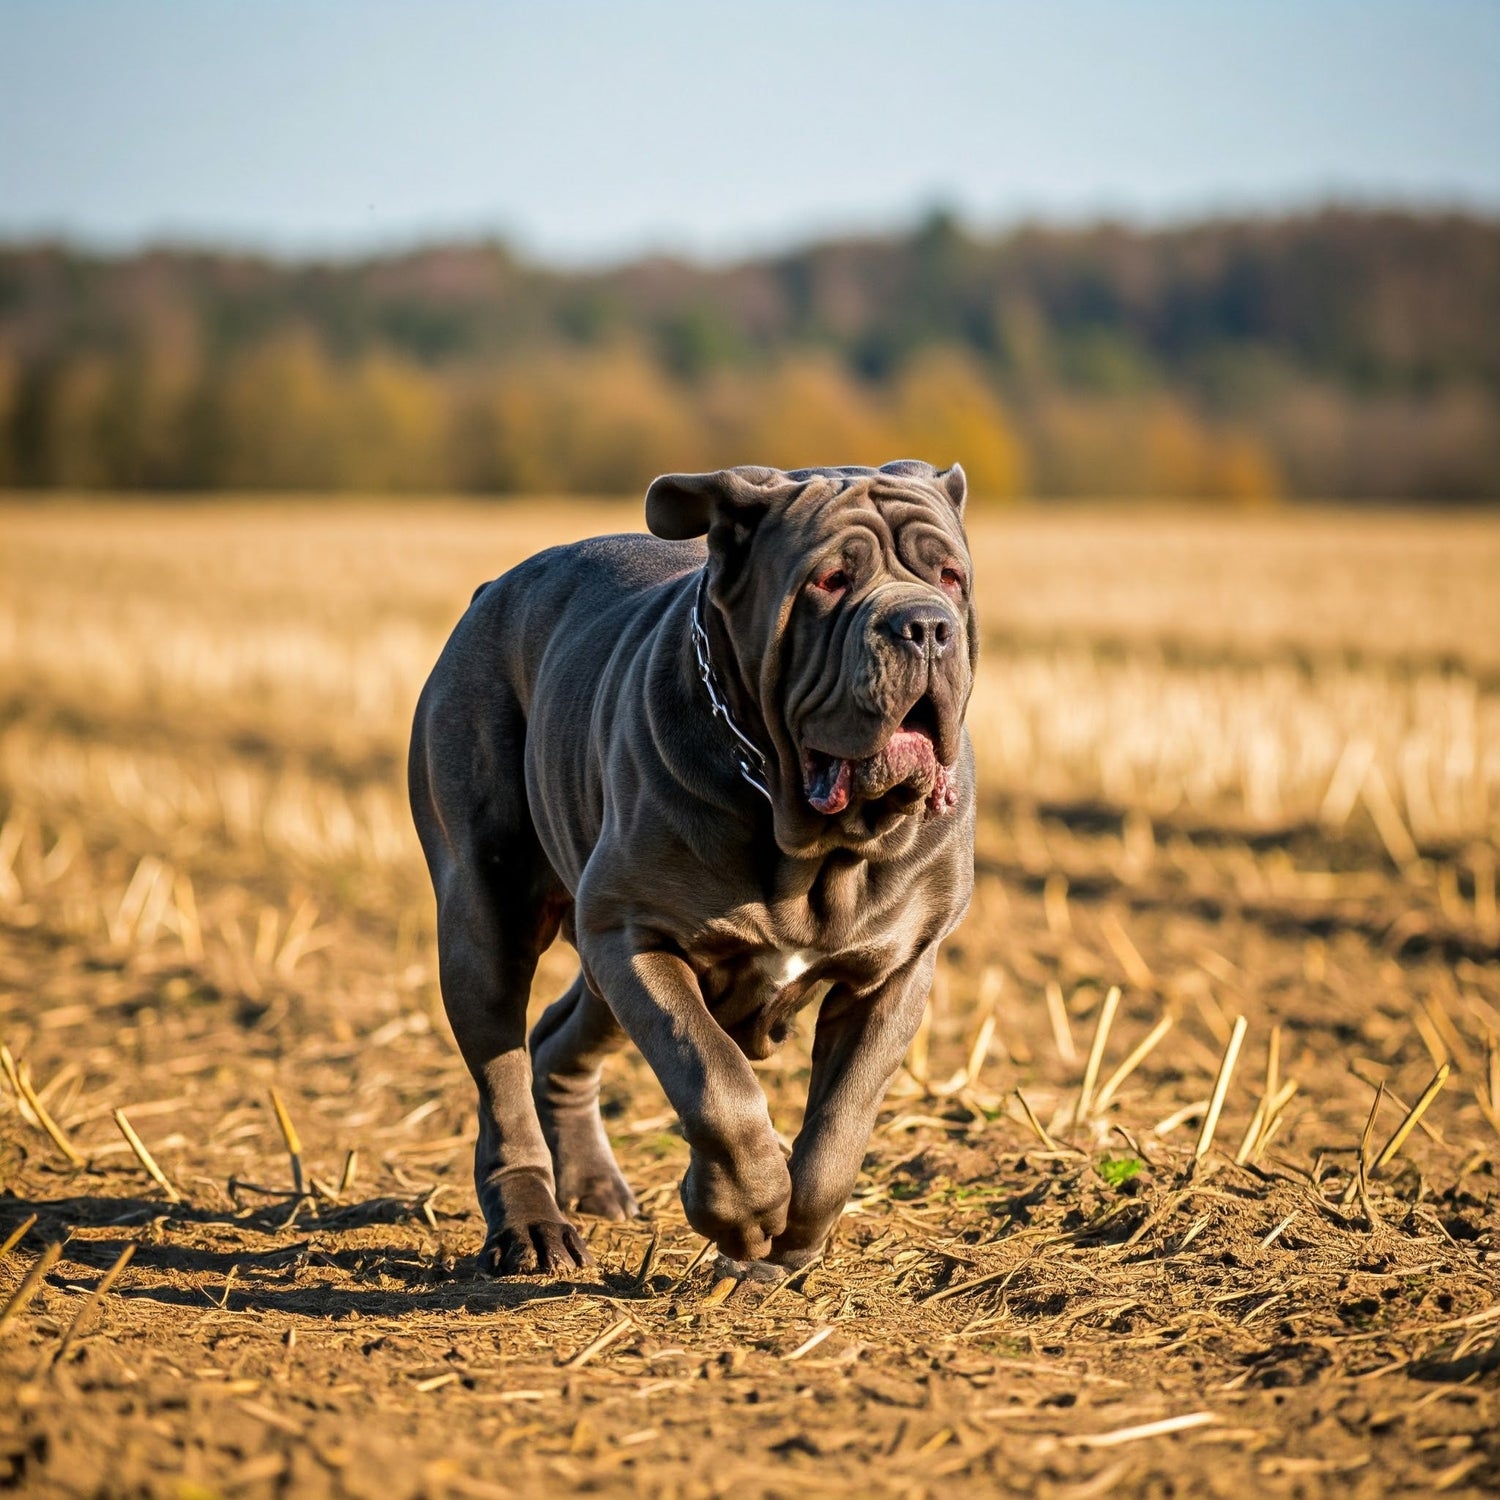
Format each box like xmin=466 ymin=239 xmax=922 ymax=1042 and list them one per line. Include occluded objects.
xmin=6 ymin=329 xmax=1287 ymax=500
xmin=727 ymin=356 xmax=888 ymax=473
xmin=1209 ymin=431 xmax=1283 ymax=504
xmin=543 ymin=348 xmax=702 ymax=493
xmin=1140 ymin=402 xmax=1210 ymax=496
xmin=0 ymin=350 xmax=18 ymax=487
xmin=217 ymin=336 xmax=454 ymax=490
xmin=1034 ymin=395 xmax=1281 ymax=502
xmin=889 ymin=349 xmax=1026 ymax=500
xmin=218 ymin=331 xmax=343 ymax=489
xmin=44 ymin=357 xmax=116 ymax=489
xmin=456 ymin=348 xmax=699 ymax=494
xmin=339 ymin=355 xmax=449 ymax=492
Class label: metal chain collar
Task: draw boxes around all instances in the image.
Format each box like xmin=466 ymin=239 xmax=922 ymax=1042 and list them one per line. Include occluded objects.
xmin=690 ymin=569 xmax=772 ymax=803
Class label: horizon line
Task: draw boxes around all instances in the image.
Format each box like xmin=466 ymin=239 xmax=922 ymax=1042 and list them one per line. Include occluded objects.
xmin=3 ymin=191 xmax=1498 ymax=275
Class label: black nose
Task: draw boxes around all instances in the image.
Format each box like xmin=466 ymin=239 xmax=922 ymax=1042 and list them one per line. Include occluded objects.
xmin=881 ymin=601 xmax=954 ymax=659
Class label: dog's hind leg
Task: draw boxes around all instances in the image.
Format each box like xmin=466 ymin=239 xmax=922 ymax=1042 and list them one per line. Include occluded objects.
xmin=530 ymin=975 xmax=637 ymax=1221
xmin=411 ymin=685 xmax=587 ymax=1277
xmin=434 ymin=863 xmax=588 ymax=1275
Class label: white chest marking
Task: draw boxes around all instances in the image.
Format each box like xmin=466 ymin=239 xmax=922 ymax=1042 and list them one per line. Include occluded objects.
xmin=756 ymin=948 xmax=821 ymax=989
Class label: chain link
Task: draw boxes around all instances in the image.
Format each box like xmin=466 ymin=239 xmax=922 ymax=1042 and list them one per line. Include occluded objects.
xmin=690 ymin=569 xmax=772 ymax=803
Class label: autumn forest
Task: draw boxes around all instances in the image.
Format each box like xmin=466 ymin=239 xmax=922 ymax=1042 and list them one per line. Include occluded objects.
xmin=2 ymin=208 xmax=1496 ymax=500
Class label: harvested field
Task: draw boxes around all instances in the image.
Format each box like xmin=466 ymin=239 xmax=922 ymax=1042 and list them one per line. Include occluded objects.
xmin=1 ymin=496 xmax=1498 ymax=1498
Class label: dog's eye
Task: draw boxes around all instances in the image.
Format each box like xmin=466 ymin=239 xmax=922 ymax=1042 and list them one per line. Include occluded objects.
xmin=815 ymin=569 xmax=850 ymax=595
xmin=940 ymin=567 xmax=965 ymax=593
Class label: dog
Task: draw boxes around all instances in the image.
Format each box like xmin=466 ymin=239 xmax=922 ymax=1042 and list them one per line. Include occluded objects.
xmin=408 ymin=460 xmax=976 ymax=1277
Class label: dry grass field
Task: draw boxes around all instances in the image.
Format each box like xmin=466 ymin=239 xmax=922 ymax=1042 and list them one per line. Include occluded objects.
xmin=1 ymin=495 xmax=1498 ymax=1499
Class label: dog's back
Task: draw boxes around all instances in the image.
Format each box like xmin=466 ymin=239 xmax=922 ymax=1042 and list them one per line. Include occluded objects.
xmin=410 ymin=533 xmax=703 ymax=888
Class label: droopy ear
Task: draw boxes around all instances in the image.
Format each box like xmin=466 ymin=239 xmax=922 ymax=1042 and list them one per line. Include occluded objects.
xmin=645 ymin=466 xmax=792 ymax=541
xmin=937 ymin=463 xmax=967 ymax=515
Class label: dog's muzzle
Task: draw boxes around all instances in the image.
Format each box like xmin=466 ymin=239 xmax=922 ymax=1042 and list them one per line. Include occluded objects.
xmin=801 ymin=588 xmax=964 ymax=821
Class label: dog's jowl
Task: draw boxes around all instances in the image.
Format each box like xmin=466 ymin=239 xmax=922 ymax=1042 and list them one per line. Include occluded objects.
xmin=409 ymin=461 xmax=977 ymax=1277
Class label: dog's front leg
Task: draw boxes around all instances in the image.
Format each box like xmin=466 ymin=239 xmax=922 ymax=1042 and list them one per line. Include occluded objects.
xmin=585 ymin=934 xmax=791 ymax=1261
xmin=769 ymin=947 xmax=938 ymax=1269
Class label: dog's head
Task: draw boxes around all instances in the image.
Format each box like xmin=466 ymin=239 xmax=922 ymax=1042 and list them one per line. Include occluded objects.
xmin=647 ymin=460 xmax=975 ymax=852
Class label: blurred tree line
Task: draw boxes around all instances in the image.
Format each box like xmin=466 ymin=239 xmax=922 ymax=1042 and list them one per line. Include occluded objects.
xmin=1 ymin=208 xmax=1496 ymax=500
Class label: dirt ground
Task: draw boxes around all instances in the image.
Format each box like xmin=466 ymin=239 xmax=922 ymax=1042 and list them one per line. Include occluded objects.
xmin=1 ymin=498 xmax=1497 ymax=1498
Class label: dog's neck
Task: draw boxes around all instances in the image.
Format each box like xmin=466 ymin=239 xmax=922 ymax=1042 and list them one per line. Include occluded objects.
xmin=682 ymin=568 xmax=948 ymax=868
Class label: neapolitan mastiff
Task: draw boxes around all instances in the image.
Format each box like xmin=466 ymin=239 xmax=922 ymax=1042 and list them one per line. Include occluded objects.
xmin=409 ymin=461 xmax=976 ymax=1277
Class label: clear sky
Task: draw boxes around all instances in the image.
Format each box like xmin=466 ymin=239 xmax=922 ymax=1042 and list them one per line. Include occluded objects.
xmin=2 ymin=0 xmax=1497 ymax=263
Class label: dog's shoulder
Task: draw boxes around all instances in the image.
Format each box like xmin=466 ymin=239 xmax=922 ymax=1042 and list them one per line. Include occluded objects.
xmin=471 ymin=532 xmax=703 ymax=610
xmin=449 ymin=532 xmax=704 ymax=690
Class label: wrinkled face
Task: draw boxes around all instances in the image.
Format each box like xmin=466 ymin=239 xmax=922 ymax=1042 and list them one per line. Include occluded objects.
xmin=647 ymin=461 xmax=976 ymax=847
xmin=774 ymin=477 xmax=972 ymax=828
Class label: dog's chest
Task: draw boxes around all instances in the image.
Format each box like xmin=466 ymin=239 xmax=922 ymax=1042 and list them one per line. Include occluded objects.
xmin=707 ymin=944 xmax=830 ymax=1014
xmin=754 ymin=947 xmax=822 ymax=990
xmin=703 ymin=943 xmax=835 ymax=1059
xmin=697 ymin=859 xmax=921 ymax=1055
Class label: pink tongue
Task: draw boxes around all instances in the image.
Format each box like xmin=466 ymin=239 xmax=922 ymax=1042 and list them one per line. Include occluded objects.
xmin=885 ymin=726 xmax=937 ymax=766
xmin=806 ymin=757 xmax=852 ymax=815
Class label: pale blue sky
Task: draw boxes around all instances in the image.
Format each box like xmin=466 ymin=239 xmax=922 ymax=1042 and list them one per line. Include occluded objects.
xmin=2 ymin=1 xmax=1497 ymax=263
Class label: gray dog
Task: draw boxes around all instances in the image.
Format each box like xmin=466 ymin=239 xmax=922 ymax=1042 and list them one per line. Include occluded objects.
xmin=408 ymin=460 xmax=976 ymax=1277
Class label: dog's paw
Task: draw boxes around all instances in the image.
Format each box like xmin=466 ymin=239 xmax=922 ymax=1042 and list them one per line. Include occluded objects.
xmin=536 ymin=1092 xmax=639 ymax=1222
xmin=479 ymin=1218 xmax=593 ymax=1277
xmin=563 ymin=1167 xmax=639 ymax=1222
xmin=680 ymin=1145 xmax=791 ymax=1263
xmin=714 ymin=1239 xmax=824 ymax=1285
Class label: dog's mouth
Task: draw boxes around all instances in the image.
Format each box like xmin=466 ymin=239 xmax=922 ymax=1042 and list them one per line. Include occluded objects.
xmin=801 ymin=697 xmax=958 ymax=822
xmin=802 ymin=751 xmax=855 ymax=816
